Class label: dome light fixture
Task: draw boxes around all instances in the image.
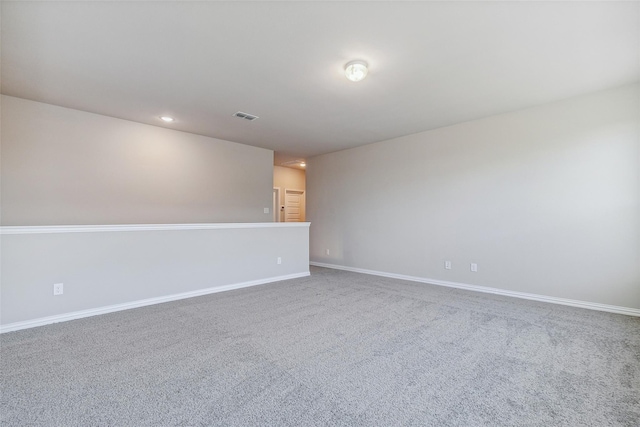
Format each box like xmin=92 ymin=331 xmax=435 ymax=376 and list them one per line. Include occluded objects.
xmin=300 ymin=162 xmax=306 ymax=167
xmin=160 ymin=116 xmax=174 ymax=123
xmin=344 ymin=60 xmax=368 ymax=82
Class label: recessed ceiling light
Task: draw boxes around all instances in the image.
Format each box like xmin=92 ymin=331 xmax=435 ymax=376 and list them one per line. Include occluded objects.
xmin=160 ymin=116 xmax=174 ymax=123
xmin=345 ymin=60 xmax=368 ymax=82
xmin=300 ymin=162 xmax=306 ymax=167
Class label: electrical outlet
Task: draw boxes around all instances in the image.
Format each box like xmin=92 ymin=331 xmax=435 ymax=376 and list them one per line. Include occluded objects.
xmin=263 ymin=207 xmax=269 ymax=214
xmin=444 ymin=261 xmax=452 ymax=270
xmin=53 ymin=283 xmax=64 ymax=295
xmin=470 ymin=263 xmax=478 ymax=272
xmin=326 ymin=249 xmax=330 ymax=255
xmin=277 ymin=257 xmax=282 ymax=265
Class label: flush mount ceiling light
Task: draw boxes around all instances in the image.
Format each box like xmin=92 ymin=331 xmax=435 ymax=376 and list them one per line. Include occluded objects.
xmin=344 ymin=60 xmax=368 ymax=82
xmin=280 ymin=159 xmax=306 ymax=168
xmin=160 ymin=116 xmax=174 ymax=123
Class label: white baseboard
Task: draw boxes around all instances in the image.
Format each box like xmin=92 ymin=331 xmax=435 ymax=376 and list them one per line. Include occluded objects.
xmin=310 ymin=262 xmax=640 ymax=317
xmin=0 ymin=271 xmax=310 ymax=334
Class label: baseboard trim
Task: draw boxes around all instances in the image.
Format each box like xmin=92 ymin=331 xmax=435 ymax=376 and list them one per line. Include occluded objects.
xmin=310 ymin=262 xmax=640 ymax=317
xmin=0 ymin=271 xmax=310 ymax=334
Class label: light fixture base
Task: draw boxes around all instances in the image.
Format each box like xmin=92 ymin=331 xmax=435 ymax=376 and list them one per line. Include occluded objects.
xmin=344 ymin=60 xmax=368 ymax=82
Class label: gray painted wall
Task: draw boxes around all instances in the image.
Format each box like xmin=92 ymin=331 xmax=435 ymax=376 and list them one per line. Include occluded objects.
xmin=1 ymin=224 xmax=310 ymax=326
xmin=1 ymin=95 xmax=274 ymax=225
xmin=307 ymin=84 xmax=640 ymax=309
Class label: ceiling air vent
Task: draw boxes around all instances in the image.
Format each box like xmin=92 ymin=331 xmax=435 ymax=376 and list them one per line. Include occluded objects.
xmin=233 ymin=111 xmax=259 ymax=121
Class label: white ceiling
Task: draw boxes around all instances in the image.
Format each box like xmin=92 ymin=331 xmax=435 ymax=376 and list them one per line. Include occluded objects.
xmin=2 ymin=1 xmax=639 ymax=166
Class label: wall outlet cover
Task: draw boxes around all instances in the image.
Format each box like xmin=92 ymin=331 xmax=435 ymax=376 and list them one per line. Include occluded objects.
xmin=53 ymin=283 xmax=64 ymax=295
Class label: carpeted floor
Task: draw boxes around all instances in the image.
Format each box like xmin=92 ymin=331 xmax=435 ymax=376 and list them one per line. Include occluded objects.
xmin=1 ymin=266 xmax=639 ymax=426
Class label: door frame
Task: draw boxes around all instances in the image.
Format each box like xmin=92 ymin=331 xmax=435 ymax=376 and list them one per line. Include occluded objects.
xmin=273 ymin=187 xmax=281 ymax=222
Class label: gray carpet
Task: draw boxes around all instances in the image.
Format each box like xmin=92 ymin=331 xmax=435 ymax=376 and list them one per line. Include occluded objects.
xmin=1 ymin=266 xmax=639 ymax=426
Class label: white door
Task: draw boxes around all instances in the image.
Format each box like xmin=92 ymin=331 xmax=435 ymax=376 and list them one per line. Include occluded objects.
xmin=285 ymin=189 xmax=304 ymax=222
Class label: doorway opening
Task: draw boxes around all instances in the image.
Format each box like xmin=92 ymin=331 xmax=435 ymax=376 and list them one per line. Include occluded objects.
xmin=273 ymin=165 xmax=306 ymax=222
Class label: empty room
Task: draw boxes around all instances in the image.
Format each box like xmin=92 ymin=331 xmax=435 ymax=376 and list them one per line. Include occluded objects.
xmin=1 ymin=1 xmax=639 ymax=426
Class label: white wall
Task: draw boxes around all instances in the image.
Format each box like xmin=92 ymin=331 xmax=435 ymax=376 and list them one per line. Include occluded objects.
xmin=1 ymin=223 xmax=310 ymax=329
xmin=307 ymin=84 xmax=640 ymax=310
xmin=273 ymin=165 xmax=306 ymax=222
xmin=1 ymin=96 xmax=274 ymax=225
